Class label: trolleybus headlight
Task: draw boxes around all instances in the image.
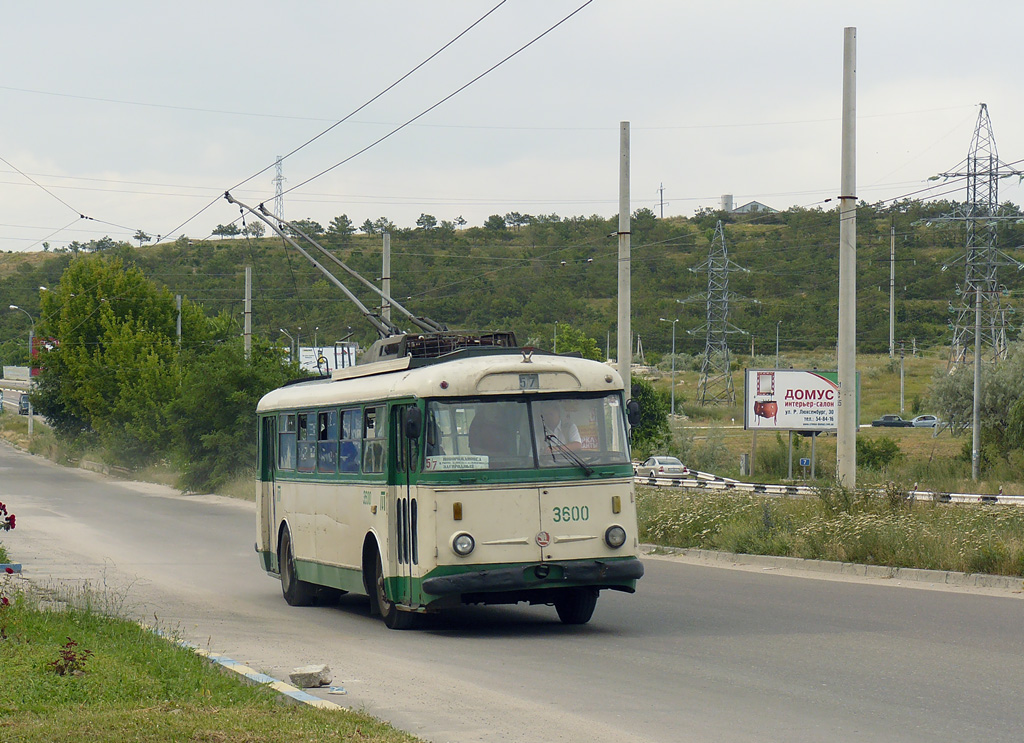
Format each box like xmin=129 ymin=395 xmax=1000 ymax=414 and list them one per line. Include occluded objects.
xmin=604 ymin=525 xmax=627 ymax=549
xmin=452 ymin=532 xmax=476 ymax=556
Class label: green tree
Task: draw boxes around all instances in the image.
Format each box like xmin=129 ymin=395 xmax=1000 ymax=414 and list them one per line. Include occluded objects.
xmin=629 ymin=377 xmax=670 ymax=455
xmin=554 ymin=323 xmax=602 ymax=361
xmin=484 ymin=214 xmax=506 ymax=231
xmin=360 ymin=219 xmax=377 ymax=235
xmin=243 ymin=221 xmax=266 ymax=238
xmin=416 ymin=214 xmax=437 ymax=231
xmin=33 ymin=255 xmax=216 ymax=464
xmin=133 ymin=230 xmax=151 ymax=246
xmin=327 ymin=215 xmax=355 ymax=242
xmin=212 ymin=223 xmax=240 ymax=238
xmin=170 ymin=339 xmax=296 ymax=492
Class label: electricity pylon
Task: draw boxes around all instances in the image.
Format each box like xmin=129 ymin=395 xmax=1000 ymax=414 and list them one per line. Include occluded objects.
xmin=680 ymin=220 xmax=749 ymax=405
xmin=272 ymin=155 xmax=286 ymax=223
xmin=933 ymin=104 xmax=1024 ymax=369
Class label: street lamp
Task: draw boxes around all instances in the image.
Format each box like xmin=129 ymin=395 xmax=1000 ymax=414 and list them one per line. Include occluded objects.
xmin=660 ymin=317 xmax=678 ymax=416
xmin=775 ymin=320 xmax=781 ymax=369
xmin=279 ymin=328 xmax=295 ymax=358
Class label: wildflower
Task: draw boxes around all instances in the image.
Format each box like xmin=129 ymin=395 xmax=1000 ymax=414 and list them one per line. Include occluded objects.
xmin=4 ymin=568 xmax=12 ymax=574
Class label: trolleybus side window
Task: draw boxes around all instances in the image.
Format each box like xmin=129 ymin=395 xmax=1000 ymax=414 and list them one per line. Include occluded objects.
xmin=362 ymin=405 xmax=387 ymax=474
xmin=278 ymin=413 xmax=296 ymax=471
xmin=317 ymin=409 xmax=339 ymax=473
xmin=297 ymin=412 xmax=316 ymax=472
xmin=339 ymin=408 xmax=361 ymax=473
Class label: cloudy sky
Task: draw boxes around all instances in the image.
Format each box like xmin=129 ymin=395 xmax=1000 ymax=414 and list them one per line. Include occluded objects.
xmin=3 ymin=1 xmax=1023 ymax=252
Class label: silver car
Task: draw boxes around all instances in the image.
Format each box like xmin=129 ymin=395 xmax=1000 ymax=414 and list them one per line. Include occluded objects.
xmin=911 ymin=414 xmax=939 ymax=428
xmin=636 ymin=456 xmax=689 ymax=479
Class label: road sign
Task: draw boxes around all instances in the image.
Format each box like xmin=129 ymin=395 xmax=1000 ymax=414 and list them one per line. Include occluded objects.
xmin=799 ymin=458 xmax=810 ymax=467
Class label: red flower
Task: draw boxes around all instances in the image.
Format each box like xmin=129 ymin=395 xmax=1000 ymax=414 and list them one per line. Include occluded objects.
xmin=4 ymin=568 xmax=12 ymax=574
xmin=1 ymin=597 xmax=8 ymax=606
xmin=7 ymin=515 xmax=13 ymax=529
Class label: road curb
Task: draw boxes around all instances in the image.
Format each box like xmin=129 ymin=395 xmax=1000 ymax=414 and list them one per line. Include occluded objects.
xmin=189 ymin=646 xmax=344 ymax=711
xmin=643 ymin=545 xmax=1024 ymax=592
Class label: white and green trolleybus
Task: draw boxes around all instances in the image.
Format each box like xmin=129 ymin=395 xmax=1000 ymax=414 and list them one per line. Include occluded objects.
xmin=255 ymin=342 xmax=644 ymax=628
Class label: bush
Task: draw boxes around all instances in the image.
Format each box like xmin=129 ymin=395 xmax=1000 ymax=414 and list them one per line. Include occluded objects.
xmin=857 ymin=436 xmax=903 ymax=470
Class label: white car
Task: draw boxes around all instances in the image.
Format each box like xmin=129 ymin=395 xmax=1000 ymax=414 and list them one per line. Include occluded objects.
xmin=911 ymin=415 xmax=939 ymax=428
xmin=636 ymin=456 xmax=689 ymax=479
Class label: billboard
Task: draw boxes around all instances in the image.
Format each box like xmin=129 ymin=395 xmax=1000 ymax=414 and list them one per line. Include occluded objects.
xmin=298 ymin=343 xmax=357 ymax=374
xmin=744 ymin=369 xmax=858 ymax=432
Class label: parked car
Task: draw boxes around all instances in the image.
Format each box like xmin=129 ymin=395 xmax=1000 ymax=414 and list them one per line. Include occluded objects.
xmin=870 ymin=414 xmax=911 ymax=427
xmin=17 ymin=394 xmax=29 ymax=415
xmin=911 ymin=414 xmax=939 ymax=428
xmin=636 ymin=456 xmax=689 ymax=479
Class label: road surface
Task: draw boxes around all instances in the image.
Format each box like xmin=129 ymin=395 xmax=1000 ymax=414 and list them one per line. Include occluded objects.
xmin=2 ymin=442 xmax=1022 ymax=742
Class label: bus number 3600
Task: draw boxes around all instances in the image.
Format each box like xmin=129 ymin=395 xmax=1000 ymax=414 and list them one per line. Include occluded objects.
xmin=552 ymin=505 xmax=589 ymax=522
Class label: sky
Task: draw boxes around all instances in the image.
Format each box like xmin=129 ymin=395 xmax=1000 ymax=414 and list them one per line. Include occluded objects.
xmin=3 ymin=1 xmax=1024 ymax=253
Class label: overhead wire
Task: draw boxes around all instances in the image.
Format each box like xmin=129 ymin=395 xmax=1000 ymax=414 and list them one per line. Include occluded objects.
xmin=158 ymin=0 xmax=512 ymax=241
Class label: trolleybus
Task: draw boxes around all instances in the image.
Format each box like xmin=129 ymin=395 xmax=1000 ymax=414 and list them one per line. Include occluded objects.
xmin=256 ymin=344 xmax=644 ymax=628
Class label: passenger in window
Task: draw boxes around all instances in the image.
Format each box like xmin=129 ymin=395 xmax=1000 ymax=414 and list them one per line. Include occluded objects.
xmin=540 ymin=404 xmax=582 ymax=452
xmin=468 ymin=407 xmax=510 ymax=458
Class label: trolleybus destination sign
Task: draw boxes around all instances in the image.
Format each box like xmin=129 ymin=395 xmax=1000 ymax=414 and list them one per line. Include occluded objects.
xmin=743 ymin=369 xmax=859 ymax=432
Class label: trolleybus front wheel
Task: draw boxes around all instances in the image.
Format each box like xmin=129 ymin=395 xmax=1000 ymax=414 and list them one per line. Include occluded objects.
xmin=279 ymin=529 xmax=316 ymax=607
xmin=554 ymin=587 xmax=599 ymax=625
xmin=373 ymin=551 xmax=416 ymax=630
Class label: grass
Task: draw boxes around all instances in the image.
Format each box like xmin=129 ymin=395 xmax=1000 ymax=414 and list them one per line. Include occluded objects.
xmin=0 ymin=582 xmax=421 ymax=743
xmin=637 ymin=485 xmax=1024 ymax=577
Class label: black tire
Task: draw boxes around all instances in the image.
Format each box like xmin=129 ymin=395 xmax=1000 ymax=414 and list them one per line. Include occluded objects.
xmin=316 ymin=587 xmax=346 ymax=605
xmin=279 ymin=529 xmax=316 ymax=607
xmin=554 ymin=587 xmax=599 ymax=625
xmin=373 ymin=551 xmax=416 ymax=630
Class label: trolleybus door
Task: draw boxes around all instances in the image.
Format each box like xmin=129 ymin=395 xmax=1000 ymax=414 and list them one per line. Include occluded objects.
xmin=258 ymin=415 xmax=277 ymax=559
xmin=390 ymin=404 xmax=419 ymax=608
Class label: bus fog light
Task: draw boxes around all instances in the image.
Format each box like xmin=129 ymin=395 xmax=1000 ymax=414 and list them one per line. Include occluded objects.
xmin=452 ymin=532 xmax=476 ymax=556
xmin=605 ymin=525 xmax=627 ymax=549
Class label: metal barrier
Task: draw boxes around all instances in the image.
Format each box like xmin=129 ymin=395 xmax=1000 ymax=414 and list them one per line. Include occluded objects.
xmin=635 ymin=474 xmax=1024 ymax=506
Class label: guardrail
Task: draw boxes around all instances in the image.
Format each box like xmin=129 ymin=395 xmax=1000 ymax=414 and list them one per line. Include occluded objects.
xmin=635 ymin=473 xmax=1024 ymax=506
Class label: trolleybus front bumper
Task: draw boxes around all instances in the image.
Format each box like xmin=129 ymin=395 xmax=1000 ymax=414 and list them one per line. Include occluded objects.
xmin=421 ymin=557 xmax=644 ymax=596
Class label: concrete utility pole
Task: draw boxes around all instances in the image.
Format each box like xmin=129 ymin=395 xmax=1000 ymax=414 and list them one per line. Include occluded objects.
xmin=836 ymin=27 xmax=857 ymax=490
xmin=244 ymin=267 xmax=252 ymax=359
xmin=889 ymin=218 xmax=895 ymax=359
xmin=617 ymin=122 xmax=632 ymax=394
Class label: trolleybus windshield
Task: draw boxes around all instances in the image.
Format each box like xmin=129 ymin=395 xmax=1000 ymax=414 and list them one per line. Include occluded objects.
xmin=423 ymin=393 xmax=629 ymax=472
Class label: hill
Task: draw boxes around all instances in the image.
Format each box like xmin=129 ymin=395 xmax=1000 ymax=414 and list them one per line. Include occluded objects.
xmin=3 ymin=201 xmax=1023 ymax=367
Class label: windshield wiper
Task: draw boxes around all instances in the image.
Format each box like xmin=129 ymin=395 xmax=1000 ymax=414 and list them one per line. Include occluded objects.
xmin=544 ymin=433 xmax=594 ymax=477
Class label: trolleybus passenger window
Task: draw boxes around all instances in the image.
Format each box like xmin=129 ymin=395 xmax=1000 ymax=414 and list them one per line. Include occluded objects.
xmin=278 ymin=413 xmax=296 ymax=470
xmin=297 ymin=412 xmax=316 ymax=472
xmin=362 ymin=405 xmax=386 ymax=474
xmin=317 ymin=409 xmax=338 ymax=473
xmin=339 ymin=408 xmax=361 ymax=473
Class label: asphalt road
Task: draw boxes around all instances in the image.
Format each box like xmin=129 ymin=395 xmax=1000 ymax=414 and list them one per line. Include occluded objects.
xmin=2 ymin=442 xmax=1023 ymax=742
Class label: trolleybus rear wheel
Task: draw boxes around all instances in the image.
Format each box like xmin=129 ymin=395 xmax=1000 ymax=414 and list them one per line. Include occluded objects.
xmin=374 ymin=551 xmax=416 ymax=630
xmin=279 ymin=529 xmax=316 ymax=607
xmin=554 ymin=587 xmax=599 ymax=625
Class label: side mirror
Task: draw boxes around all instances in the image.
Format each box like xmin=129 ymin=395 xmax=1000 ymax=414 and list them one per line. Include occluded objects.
xmin=404 ymin=406 xmax=423 ymax=439
xmin=626 ymin=399 xmax=641 ymax=427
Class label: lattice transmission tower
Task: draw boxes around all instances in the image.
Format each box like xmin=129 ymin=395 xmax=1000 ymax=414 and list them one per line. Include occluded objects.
xmin=681 ymin=220 xmax=749 ymax=405
xmin=935 ymin=104 xmax=1024 ymax=369
xmin=272 ymin=155 xmax=286 ymax=223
